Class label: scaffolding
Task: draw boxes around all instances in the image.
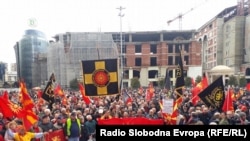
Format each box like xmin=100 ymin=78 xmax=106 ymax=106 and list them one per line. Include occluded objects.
xmin=47 ymin=32 xmax=119 ymax=88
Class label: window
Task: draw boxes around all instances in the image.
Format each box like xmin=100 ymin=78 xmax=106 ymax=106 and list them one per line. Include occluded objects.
xmin=184 ymin=43 xmax=189 ymax=53
xmin=135 ymin=58 xmax=141 ymax=66
xmin=184 ymin=56 xmax=189 ymax=65
xmin=168 ymin=56 xmax=173 ymax=65
xmin=135 ymin=45 xmax=141 ymax=53
xmin=209 ymin=24 xmax=213 ymax=29
xmin=122 ymin=46 xmax=126 ymax=54
xmin=175 ymin=44 xmax=181 ymax=53
xmin=150 ymin=44 xmax=157 ymax=54
xmin=169 ymin=70 xmax=173 ymax=77
xmin=150 ymin=57 xmax=157 ymax=66
xmin=175 ymin=56 xmax=179 ymax=65
xmin=168 ymin=44 xmax=173 ymax=53
xmin=123 ymin=58 xmax=127 ymax=67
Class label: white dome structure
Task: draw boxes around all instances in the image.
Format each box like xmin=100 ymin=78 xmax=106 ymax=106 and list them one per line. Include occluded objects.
xmin=210 ymin=65 xmax=234 ymax=75
xmin=208 ymin=65 xmax=234 ymax=84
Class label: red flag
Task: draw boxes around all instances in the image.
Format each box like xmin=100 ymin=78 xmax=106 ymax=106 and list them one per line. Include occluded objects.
xmin=123 ymin=92 xmax=132 ymax=105
xmin=159 ymin=99 xmax=178 ymax=125
xmin=2 ymin=91 xmax=9 ymax=100
xmin=222 ymin=88 xmax=234 ymax=112
xmin=0 ymin=91 xmax=24 ymax=118
xmin=246 ymin=82 xmax=250 ymax=91
xmin=44 ymin=129 xmax=66 ymax=141
xmin=61 ymin=96 xmax=68 ymax=106
xmin=170 ymin=99 xmax=180 ymax=125
xmin=191 ymin=73 xmax=209 ymax=106
xmin=54 ymin=84 xmax=64 ymax=97
xmin=191 ymin=86 xmax=201 ymax=105
xmin=36 ymin=98 xmax=45 ymax=110
xmin=98 ymin=117 xmax=164 ymax=125
xmin=201 ymin=73 xmax=209 ymax=90
xmin=0 ymin=91 xmax=14 ymax=118
xmin=19 ymin=81 xmax=35 ymax=110
xmin=37 ymin=90 xmax=42 ymax=99
xmin=191 ymin=78 xmax=196 ymax=87
xmin=145 ymin=83 xmax=154 ymax=101
xmin=79 ymin=83 xmax=91 ymax=105
xmin=22 ymin=110 xmax=38 ymax=130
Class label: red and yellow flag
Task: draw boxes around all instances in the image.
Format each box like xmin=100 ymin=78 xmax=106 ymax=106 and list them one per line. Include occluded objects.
xmin=54 ymin=84 xmax=64 ymax=97
xmin=222 ymin=88 xmax=234 ymax=112
xmin=22 ymin=110 xmax=38 ymax=130
xmin=44 ymin=129 xmax=66 ymax=141
xmin=19 ymin=81 xmax=35 ymax=110
xmin=159 ymin=100 xmax=176 ymax=125
xmin=0 ymin=91 xmax=15 ymax=118
xmin=79 ymin=83 xmax=91 ymax=105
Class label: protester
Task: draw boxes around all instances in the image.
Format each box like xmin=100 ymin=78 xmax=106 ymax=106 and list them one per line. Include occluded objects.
xmin=29 ymin=121 xmax=43 ymax=141
xmin=1 ymin=85 xmax=250 ymax=140
xmin=4 ymin=121 xmax=17 ymax=141
xmin=64 ymin=112 xmax=81 ymax=141
xmin=6 ymin=125 xmax=46 ymax=141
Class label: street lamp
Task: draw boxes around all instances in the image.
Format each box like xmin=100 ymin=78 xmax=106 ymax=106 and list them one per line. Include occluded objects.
xmin=117 ymin=6 xmax=125 ymax=90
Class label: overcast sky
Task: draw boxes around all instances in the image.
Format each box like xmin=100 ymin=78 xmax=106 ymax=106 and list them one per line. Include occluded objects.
xmin=0 ymin=0 xmax=237 ymax=65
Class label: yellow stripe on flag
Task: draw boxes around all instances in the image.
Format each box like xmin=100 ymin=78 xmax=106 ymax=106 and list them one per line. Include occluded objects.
xmin=85 ymin=74 xmax=93 ymax=84
xmin=95 ymin=61 xmax=105 ymax=69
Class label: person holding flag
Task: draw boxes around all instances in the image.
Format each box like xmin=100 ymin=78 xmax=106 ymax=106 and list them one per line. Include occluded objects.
xmin=6 ymin=125 xmax=47 ymax=141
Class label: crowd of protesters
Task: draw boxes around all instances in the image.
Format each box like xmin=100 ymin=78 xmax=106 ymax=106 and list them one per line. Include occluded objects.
xmin=0 ymin=85 xmax=249 ymax=141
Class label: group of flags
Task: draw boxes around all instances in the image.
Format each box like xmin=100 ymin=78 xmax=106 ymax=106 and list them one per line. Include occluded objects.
xmin=161 ymin=49 xmax=237 ymax=124
xmin=42 ymin=74 xmax=93 ymax=109
xmin=0 ymin=81 xmax=38 ymax=130
xmin=42 ymin=53 xmax=250 ymax=125
xmin=0 ymin=53 xmax=245 ymax=127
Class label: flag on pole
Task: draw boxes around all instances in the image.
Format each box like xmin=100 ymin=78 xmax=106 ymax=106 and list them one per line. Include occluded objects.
xmin=171 ymin=49 xmax=185 ymax=124
xmin=81 ymin=59 xmax=119 ymax=96
xmin=42 ymin=73 xmax=55 ymax=110
xmin=164 ymin=68 xmax=171 ymax=90
xmin=198 ymin=76 xmax=225 ymax=111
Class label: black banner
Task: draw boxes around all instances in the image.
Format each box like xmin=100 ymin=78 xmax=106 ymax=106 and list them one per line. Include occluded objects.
xmin=96 ymin=125 xmax=250 ymax=141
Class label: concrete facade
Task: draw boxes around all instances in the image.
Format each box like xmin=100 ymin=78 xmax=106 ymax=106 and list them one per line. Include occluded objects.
xmin=113 ymin=31 xmax=201 ymax=87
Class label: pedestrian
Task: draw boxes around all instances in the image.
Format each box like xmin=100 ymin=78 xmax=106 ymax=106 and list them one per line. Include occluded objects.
xmin=65 ymin=112 xmax=81 ymax=141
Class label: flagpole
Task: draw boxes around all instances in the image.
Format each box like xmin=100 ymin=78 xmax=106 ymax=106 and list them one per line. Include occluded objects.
xmin=117 ymin=6 xmax=125 ymax=91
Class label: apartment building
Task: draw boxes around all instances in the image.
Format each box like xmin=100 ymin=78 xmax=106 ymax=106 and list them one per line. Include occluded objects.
xmin=112 ymin=30 xmax=201 ymax=87
xmin=195 ymin=0 xmax=250 ymax=80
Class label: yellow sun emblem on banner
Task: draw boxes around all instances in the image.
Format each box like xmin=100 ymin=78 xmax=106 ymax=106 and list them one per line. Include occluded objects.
xmin=52 ymin=136 xmax=61 ymax=141
xmin=8 ymin=103 xmax=22 ymax=113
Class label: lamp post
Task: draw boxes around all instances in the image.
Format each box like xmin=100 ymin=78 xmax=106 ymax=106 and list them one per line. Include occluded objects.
xmin=117 ymin=6 xmax=125 ymax=90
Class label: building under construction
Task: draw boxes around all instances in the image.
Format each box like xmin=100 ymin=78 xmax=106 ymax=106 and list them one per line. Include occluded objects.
xmin=47 ymin=32 xmax=119 ymax=88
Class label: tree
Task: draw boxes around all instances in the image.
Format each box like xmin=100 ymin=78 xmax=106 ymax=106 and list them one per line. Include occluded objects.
xmin=130 ymin=77 xmax=140 ymax=89
xmin=228 ymin=75 xmax=237 ymax=86
xmin=185 ymin=76 xmax=192 ymax=87
xmin=239 ymin=76 xmax=247 ymax=87
xmin=13 ymin=81 xmax=19 ymax=88
xmin=195 ymin=75 xmax=202 ymax=84
xmin=158 ymin=78 xmax=165 ymax=89
xmin=3 ymin=82 xmax=10 ymax=88
xmin=69 ymin=78 xmax=79 ymax=90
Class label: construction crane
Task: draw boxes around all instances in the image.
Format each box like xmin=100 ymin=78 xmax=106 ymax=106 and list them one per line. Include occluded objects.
xmin=167 ymin=1 xmax=207 ymax=30
xmin=167 ymin=8 xmax=194 ymax=30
